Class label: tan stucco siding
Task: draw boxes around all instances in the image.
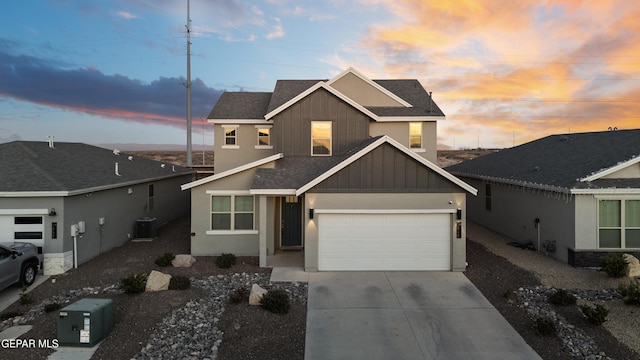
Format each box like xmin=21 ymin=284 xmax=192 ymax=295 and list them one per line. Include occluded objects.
xmin=461 ymin=178 xmax=575 ymax=262
xmin=369 ymin=121 xmax=437 ymax=163
xmin=304 ymin=193 xmax=467 ymax=272
xmin=575 ymin=195 xmax=597 ymax=249
xmin=272 ymin=88 xmax=370 ymax=156
xmin=189 ymin=168 xmax=261 ymax=256
xmin=602 ymin=163 xmax=640 ymax=178
xmin=214 ymin=124 xmax=276 ymax=173
xmin=330 ymin=72 xmax=404 ymax=107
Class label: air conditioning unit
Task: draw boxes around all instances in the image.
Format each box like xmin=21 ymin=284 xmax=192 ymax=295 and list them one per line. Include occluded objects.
xmin=57 ymin=298 xmax=113 ymax=347
xmin=135 ymin=217 xmax=157 ymax=239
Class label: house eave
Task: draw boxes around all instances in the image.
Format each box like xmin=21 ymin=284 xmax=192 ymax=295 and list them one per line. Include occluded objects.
xmin=181 ymin=153 xmax=284 ymax=190
xmin=209 ymin=119 xmax=272 ymax=124
xmin=570 ymin=188 xmax=640 ymax=195
xmin=249 ymin=189 xmax=297 ymax=195
xmin=450 ymin=172 xmax=572 ymax=194
xmin=1 ymin=172 xmax=194 ymax=198
xmin=580 ymin=155 xmax=640 ymax=182
xmin=376 ymin=116 xmax=445 ymax=122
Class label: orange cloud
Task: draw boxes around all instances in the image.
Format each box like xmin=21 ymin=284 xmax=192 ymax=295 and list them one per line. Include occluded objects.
xmin=360 ymin=0 xmax=640 ymax=148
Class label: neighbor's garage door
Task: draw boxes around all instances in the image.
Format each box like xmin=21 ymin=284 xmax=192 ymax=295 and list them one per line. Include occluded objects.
xmin=318 ymin=213 xmax=451 ymax=271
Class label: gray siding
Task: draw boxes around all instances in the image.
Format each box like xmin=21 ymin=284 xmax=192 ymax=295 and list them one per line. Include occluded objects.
xmin=311 ymin=143 xmax=459 ymax=192
xmin=272 ymin=88 xmax=370 ymax=156
xmin=461 ymin=177 xmax=575 ymax=263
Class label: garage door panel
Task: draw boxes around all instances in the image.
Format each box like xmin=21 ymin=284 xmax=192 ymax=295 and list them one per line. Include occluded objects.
xmin=318 ymin=213 xmax=451 ymax=271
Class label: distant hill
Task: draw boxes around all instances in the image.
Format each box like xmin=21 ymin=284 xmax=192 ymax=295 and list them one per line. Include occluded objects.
xmin=95 ymin=143 xmax=213 ymax=151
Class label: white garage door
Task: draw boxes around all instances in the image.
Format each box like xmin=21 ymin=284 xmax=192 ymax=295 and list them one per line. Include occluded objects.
xmin=318 ymin=212 xmax=451 ymax=271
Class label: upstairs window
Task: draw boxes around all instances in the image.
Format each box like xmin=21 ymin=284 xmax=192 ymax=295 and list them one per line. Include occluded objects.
xmin=311 ymin=121 xmax=332 ymax=156
xmin=409 ymin=122 xmax=422 ymax=149
xmin=223 ymin=125 xmax=239 ymax=149
xmin=255 ymin=126 xmax=272 ymax=149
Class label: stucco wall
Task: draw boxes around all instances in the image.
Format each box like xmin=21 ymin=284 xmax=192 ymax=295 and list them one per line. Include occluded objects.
xmin=214 ymin=124 xmax=276 ymax=173
xmin=189 ymin=168 xmax=263 ymax=256
xmin=303 ymin=192 xmax=467 ymax=271
xmin=461 ymin=178 xmax=575 ymax=263
xmin=369 ymin=121 xmax=437 ymax=163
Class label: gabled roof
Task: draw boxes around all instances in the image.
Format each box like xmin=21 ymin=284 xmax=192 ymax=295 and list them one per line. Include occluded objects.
xmin=0 ymin=141 xmax=193 ymax=196
xmin=180 ymin=153 xmax=283 ymax=191
xmin=251 ymin=136 xmax=477 ymax=196
xmin=208 ymin=92 xmax=272 ymax=119
xmin=446 ymin=129 xmax=640 ymax=193
xmin=208 ymin=68 xmax=445 ymax=123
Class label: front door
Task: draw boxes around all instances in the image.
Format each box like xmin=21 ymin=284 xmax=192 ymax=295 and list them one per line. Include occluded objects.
xmin=281 ymin=196 xmax=302 ymax=247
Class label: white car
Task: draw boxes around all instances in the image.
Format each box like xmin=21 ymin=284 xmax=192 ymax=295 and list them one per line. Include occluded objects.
xmin=0 ymin=243 xmax=40 ymax=292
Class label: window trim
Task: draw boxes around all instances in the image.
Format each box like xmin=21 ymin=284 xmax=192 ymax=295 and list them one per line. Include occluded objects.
xmin=597 ymin=198 xmax=640 ymax=249
xmin=222 ymin=125 xmax=239 ymax=149
xmin=409 ymin=122 xmax=424 ymax=151
xmin=208 ymin=194 xmax=256 ymax=233
xmin=311 ymin=121 xmax=332 ymax=156
xmin=255 ymin=125 xmax=273 ymax=149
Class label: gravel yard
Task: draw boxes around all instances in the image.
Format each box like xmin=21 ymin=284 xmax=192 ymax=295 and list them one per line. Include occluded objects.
xmin=466 ymin=222 xmax=640 ymax=360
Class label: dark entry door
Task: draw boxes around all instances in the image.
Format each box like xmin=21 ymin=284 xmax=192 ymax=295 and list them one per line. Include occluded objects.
xmin=281 ymin=196 xmax=302 ymax=247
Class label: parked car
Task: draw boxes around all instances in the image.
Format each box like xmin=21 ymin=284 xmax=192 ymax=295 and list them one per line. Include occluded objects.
xmin=0 ymin=242 xmax=40 ymax=292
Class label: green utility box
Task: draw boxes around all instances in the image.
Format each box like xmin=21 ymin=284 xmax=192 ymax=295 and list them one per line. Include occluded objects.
xmin=57 ymin=298 xmax=114 ymax=347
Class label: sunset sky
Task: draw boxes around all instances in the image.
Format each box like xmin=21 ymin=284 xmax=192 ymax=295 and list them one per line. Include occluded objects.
xmin=1 ymin=0 xmax=639 ymax=150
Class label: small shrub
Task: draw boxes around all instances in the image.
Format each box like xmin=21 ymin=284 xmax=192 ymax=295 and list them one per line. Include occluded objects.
xmin=600 ymin=254 xmax=628 ymax=278
xmin=0 ymin=310 xmax=24 ymax=321
xmin=618 ymin=280 xmax=640 ymax=306
xmin=261 ymin=289 xmax=291 ymax=314
xmin=548 ymin=289 xmax=577 ymax=306
xmin=44 ymin=303 xmax=62 ymax=313
xmin=19 ymin=286 xmax=33 ymax=305
xmin=155 ymin=252 xmax=175 ymax=267
xmin=216 ymin=253 xmax=237 ymax=269
xmin=119 ymin=273 xmax=147 ymax=294
xmin=533 ymin=317 xmax=556 ymax=336
xmin=168 ymin=275 xmax=191 ymax=290
xmin=579 ymin=304 xmax=609 ymax=325
xmin=230 ymin=287 xmax=249 ymax=304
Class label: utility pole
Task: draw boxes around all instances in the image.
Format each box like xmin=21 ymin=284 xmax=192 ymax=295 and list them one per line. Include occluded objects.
xmin=186 ymin=0 xmax=192 ymax=167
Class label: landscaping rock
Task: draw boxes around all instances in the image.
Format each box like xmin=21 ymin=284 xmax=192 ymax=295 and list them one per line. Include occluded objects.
xmin=172 ymin=254 xmax=197 ymax=268
xmin=146 ymin=270 xmax=172 ymax=292
xmin=623 ymin=254 xmax=640 ymax=278
xmin=249 ymin=283 xmax=268 ymax=305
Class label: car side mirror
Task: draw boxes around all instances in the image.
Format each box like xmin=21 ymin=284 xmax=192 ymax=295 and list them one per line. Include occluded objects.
xmin=12 ymin=251 xmax=22 ymax=259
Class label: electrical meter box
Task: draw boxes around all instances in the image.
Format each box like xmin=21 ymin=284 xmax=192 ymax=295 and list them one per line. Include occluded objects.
xmin=57 ymin=298 xmax=114 ymax=347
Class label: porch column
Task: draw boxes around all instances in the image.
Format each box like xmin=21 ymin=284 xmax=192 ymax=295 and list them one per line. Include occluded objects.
xmin=259 ymin=195 xmax=267 ymax=267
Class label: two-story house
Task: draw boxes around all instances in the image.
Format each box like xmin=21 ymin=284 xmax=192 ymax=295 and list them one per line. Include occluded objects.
xmin=182 ymin=68 xmax=477 ymax=271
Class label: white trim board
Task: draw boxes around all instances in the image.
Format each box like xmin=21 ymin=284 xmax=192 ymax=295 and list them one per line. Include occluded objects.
xmin=0 ymin=209 xmax=49 ymax=215
xmin=580 ymin=156 xmax=640 ymax=182
xmin=326 ymin=67 xmax=413 ymax=108
xmin=210 ymin=119 xmax=272 ymax=124
xmin=181 ymin=153 xmax=283 ymax=190
xmin=314 ymin=209 xmax=456 ymax=214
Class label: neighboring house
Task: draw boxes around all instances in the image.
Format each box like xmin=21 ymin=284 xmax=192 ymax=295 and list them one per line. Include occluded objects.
xmin=182 ymin=68 xmax=477 ymax=271
xmin=446 ymin=129 xmax=640 ymax=267
xmin=0 ymin=140 xmax=193 ymax=275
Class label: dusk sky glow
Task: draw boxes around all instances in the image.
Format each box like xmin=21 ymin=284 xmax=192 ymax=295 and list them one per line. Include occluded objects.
xmin=1 ymin=0 xmax=639 ymax=149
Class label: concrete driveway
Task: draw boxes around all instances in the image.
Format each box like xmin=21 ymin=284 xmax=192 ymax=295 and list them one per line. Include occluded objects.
xmin=305 ymin=272 xmax=541 ymax=360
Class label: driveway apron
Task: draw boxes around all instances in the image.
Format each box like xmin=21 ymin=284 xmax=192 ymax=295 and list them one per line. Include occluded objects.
xmin=305 ymin=271 xmax=541 ymax=360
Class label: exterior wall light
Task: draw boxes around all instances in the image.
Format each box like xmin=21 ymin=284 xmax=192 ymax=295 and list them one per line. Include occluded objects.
xmin=456 ymin=208 xmax=462 ymax=220
xmin=309 ymin=208 xmax=314 ymax=219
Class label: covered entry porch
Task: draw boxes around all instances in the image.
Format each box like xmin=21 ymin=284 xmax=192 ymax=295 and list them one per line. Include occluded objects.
xmin=256 ymin=194 xmax=306 ymax=268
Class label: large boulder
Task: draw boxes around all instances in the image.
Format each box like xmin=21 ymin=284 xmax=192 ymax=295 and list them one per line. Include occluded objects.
xmin=146 ymin=270 xmax=172 ymax=292
xmin=624 ymin=254 xmax=640 ymax=278
xmin=172 ymin=254 xmax=197 ymax=268
xmin=249 ymin=284 xmax=268 ymax=305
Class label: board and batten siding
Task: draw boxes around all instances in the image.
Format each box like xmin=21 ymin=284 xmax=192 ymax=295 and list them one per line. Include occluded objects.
xmin=272 ymin=88 xmax=370 ymax=156
xmin=311 ymin=143 xmax=458 ymax=192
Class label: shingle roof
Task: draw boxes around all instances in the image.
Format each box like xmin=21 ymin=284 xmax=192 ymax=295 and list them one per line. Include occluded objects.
xmin=446 ymin=129 xmax=640 ymax=192
xmin=0 ymin=141 xmax=193 ymax=193
xmin=369 ymin=80 xmax=445 ymax=117
xmin=207 ymin=92 xmax=272 ymax=119
xmin=251 ymin=137 xmax=381 ymax=190
xmin=209 ymin=75 xmax=444 ymax=120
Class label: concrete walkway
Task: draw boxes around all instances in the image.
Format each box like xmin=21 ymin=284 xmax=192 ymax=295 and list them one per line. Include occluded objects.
xmin=305 ymin=271 xmax=541 ymax=360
